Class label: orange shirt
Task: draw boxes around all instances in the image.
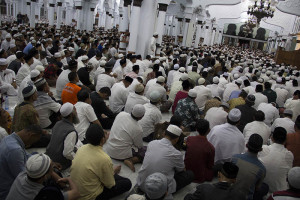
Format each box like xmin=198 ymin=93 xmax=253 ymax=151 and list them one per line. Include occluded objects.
xmin=286 ymin=132 xmax=300 ymax=167
xmin=61 ymin=82 xmax=81 ymax=105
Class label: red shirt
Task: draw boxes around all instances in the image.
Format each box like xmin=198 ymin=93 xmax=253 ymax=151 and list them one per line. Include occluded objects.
xmin=184 ymin=135 xmax=215 ymax=183
xmin=172 ymin=91 xmax=188 ymax=114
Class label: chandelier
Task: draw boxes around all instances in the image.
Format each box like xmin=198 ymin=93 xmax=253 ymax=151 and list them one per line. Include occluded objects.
xmin=243 ymin=17 xmax=257 ymax=37
xmin=247 ymin=0 xmax=275 ymax=25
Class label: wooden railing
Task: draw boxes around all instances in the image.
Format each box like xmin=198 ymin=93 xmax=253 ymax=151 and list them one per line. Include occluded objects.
xmin=275 ymin=47 xmax=300 ymax=68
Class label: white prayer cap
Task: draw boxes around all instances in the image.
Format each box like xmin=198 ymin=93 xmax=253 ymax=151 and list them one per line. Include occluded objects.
xmin=54 ymin=52 xmax=61 ymax=58
xmin=174 ymin=64 xmax=179 ymax=70
xmin=118 ymin=54 xmax=124 ymax=58
xmin=30 ymin=69 xmax=40 ymax=78
xmin=288 ymin=167 xmax=300 ymax=189
xmin=284 ymin=109 xmax=293 ymax=116
xmin=0 ymin=58 xmax=8 ymax=65
xmin=266 ymin=71 xmax=271 ymax=75
xmin=213 ymin=76 xmax=219 ymax=84
xmin=153 ymin=32 xmax=158 ymax=36
xmin=35 ymin=65 xmax=45 ymax=72
xmin=5 ymin=33 xmax=11 ymax=39
xmin=68 ymin=47 xmax=74 ymax=52
xmin=157 ymin=76 xmax=165 ymax=83
xmin=60 ymin=50 xmax=65 ymax=56
xmin=135 ymin=84 xmax=144 ymax=93
xmin=99 ymin=60 xmax=106 ymax=66
xmin=154 ymin=59 xmax=160 ymax=64
xmin=198 ymin=78 xmax=205 ymax=85
xmin=180 ymin=73 xmax=189 ymax=81
xmin=166 ymin=124 xmax=182 ymax=136
xmin=101 ymin=57 xmax=107 ymax=61
xmin=233 ymin=73 xmax=239 ymax=79
xmin=179 ymin=67 xmax=185 ymax=72
xmin=34 ymin=78 xmax=47 ymax=87
xmin=228 ymin=108 xmax=241 ymax=122
xmin=262 ymin=69 xmax=266 ymax=73
xmin=131 ymin=104 xmax=145 ymax=118
xmin=159 ymin=57 xmax=164 ymax=61
xmin=26 ymin=154 xmax=51 ymax=179
xmin=81 ymin=55 xmax=88 ymax=61
xmin=149 ymin=91 xmax=161 ymax=103
xmin=276 ymin=77 xmax=282 ymax=83
xmin=60 ymin=102 xmax=74 ymax=117
xmin=285 ymin=76 xmax=290 ymax=81
xmin=188 ymin=89 xmax=197 ymax=98
xmin=144 ymin=173 xmax=168 ymax=200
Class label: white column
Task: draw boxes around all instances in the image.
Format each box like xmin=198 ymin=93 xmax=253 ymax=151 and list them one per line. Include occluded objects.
xmin=175 ymin=17 xmax=182 ymax=44
xmin=87 ymin=7 xmax=96 ymax=31
xmin=56 ymin=1 xmax=62 ymax=29
xmin=203 ymin=22 xmax=211 ymax=46
xmin=6 ymin=2 xmax=9 ymax=16
xmin=165 ymin=15 xmax=170 ymax=35
xmin=119 ymin=0 xmax=131 ymax=32
xmin=26 ymin=1 xmax=30 ymax=17
xmin=29 ymin=0 xmax=35 ymax=28
xmin=169 ymin=15 xmax=175 ymax=36
xmin=97 ymin=10 xmax=102 ymax=27
xmin=75 ymin=6 xmax=83 ymax=30
xmin=194 ymin=20 xmax=203 ymax=48
xmin=48 ymin=0 xmax=55 ymax=26
xmin=127 ymin=0 xmax=143 ymax=54
xmin=182 ymin=17 xmax=190 ymax=47
xmin=105 ymin=11 xmax=111 ymax=30
xmin=65 ymin=6 xmax=72 ymax=25
xmin=135 ymin=0 xmax=157 ymax=57
xmin=155 ymin=2 xmax=168 ymax=56
xmin=210 ymin=28 xmax=216 ymax=46
xmin=13 ymin=2 xmax=16 ymax=18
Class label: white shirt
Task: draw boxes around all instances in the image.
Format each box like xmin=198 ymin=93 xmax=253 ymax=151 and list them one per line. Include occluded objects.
xmin=206 ymin=84 xmax=224 ymax=98
xmin=207 ymin=123 xmax=245 ymax=164
xmin=172 ymin=71 xmax=184 ymax=83
xmin=167 ymin=70 xmax=176 ymax=88
xmin=104 ymin=112 xmax=143 ymax=160
xmin=74 ymin=101 xmax=98 ymax=141
xmin=259 ymin=143 xmax=294 ymax=193
xmin=109 ymin=82 xmax=129 ymax=113
xmin=1 ymin=39 xmax=11 ymax=51
xmin=56 ymin=69 xmax=71 ymax=98
xmin=145 ymin=83 xmax=167 ymax=102
xmin=275 ymin=87 xmax=289 ymax=107
xmin=223 ymin=83 xmax=239 ymax=102
xmin=0 ymin=69 xmax=17 ymax=96
xmin=96 ymin=73 xmax=115 ymax=92
xmin=271 ymin=117 xmax=295 ymax=134
xmin=284 ymin=98 xmax=300 ymax=122
xmin=138 ymin=103 xmax=163 ymax=137
xmin=194 ymin=85 xmax=212 ymax=110
xmin=63 ymin=131 xmax=82 ymax=160
xmin=204 ymin=107 xmax=228 ymax=130
xmin=148 ymin=37 xmax=156 ymax=56
xmin=243 ymin=121 xmax=271 ymax=145
xmin=0 ymin=127 xmax=8 ymax=142
xmin=93 ymin=66 xmax=105 ymax=84
xmin=16 ymin=63 xmax=30 ymax=86
xmin=30 ymin=58 xmax=43 ymax=70
xmin=124 ymin=92 xmax=149 ymax=113
xmin=113 ymin=65 xmax=125 ymax=82
xmin=17 ymin=75 xmax=32 ymax=103
xmin=258 ymin=103 xmax=280 ymax=126
xmin=168 ymin=80 xmax=182 ymax=102
xmin=243 ymin=86 xmax=256 ymax=95
xmin=253 ymin=93 xmax=268 ymax=110
xmin=34 ymin=95 xmax=61 ymax=128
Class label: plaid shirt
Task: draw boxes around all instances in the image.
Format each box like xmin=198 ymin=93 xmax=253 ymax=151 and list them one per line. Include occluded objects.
xmin=44 ymin=64 xmax=57 ymax=79
xmin=174 ymin=97 xmax=200 ymax=129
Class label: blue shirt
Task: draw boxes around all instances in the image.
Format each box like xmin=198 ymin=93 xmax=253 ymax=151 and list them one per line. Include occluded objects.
xmin=0 ymin=133 xmax=29 ymax=199
xmin=229 ymin=90 xmax=241 ymax=100
xmin=23 ymin=43 xmax=33 ymax=55
xmin=97 ymin=44 xmax=103 ymax=52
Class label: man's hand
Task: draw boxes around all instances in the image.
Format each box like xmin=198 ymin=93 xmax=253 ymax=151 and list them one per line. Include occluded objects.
xmin=48 ymin=91 xmax=54 ymax=97
xmin=11 ymin=80 xmax=17 ymax=89
xmin=114 ymin=165 xmax=121 ymax=174
xmin=52 ymin=162 xmax=62 ymax=170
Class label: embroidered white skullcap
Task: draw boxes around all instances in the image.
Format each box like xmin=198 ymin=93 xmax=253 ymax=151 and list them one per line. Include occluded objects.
xmin=174 ymin=64 xmax=179 ymax=70
xmin=35 ymin=65 xmax=45 ymax=72
xmin=179 ymin=67 xmax=185 ymax=72
xmin=81 ymin=55 xmax=88 ymax=61
xmin=54 ymin=52 xmax=61 ymax=58
xmin=180 ymin=73 xmax=189 ymax=81
xmin=26 ymin=153 xmax=51 ymax=179
xmin=60 ymin=102 xmax=74 ymax=117
xmin=157 ymin=76 xmax=165 ymax=83
xmin=118 ymin=54 xmax=124 ymax=58
xmin=149 ymin=91 xmax=162 ymax=103
xmin=166 ymin=124 xmax=182 ymax=136
xmin=135 ymin=84 xmax=144 ymax=93
xmin=22 ymin=85 xmax=36 ymax=98
xmin=198 ymin=78 xmax=205 ymax=85
xmin=213 ymin=77 xmax=219 ymax=84
xmin=131 ymin=104 xmax=145 ymax=118
xmin=0 ymin=58 xmax=8 ymax=65
xmin=233 ymin=73 xmax=239 ymax=79
xmin=288 ymin=167 xmax=300 ymax=189
xmin=144 ymin=173 xmax=168 ymax=199
xmin=228 ymin=108 xmax=241 ymax=122
xmin=30 ymin=69 xmax=40 ymax=78
xmin=188 ymin=89 xmax=197 ymax=98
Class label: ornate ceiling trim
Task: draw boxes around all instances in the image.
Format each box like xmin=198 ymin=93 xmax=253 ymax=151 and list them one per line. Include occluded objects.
xmin=276 ymin=0 xmax=300 ymax=16
xmin=204 ymin=0 xmax=241 ymax=7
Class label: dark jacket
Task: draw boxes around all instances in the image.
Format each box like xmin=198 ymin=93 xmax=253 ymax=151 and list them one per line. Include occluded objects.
xmin=184 ymin=182 xmax=246 ymax=200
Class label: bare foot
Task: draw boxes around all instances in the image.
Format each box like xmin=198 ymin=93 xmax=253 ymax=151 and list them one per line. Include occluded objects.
xmin=124 ymin=159 xmax=135 ymax=172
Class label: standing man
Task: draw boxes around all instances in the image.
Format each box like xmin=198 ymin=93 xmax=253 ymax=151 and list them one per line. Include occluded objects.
xmin=148 ymin=33 xmax=158 ymax=56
